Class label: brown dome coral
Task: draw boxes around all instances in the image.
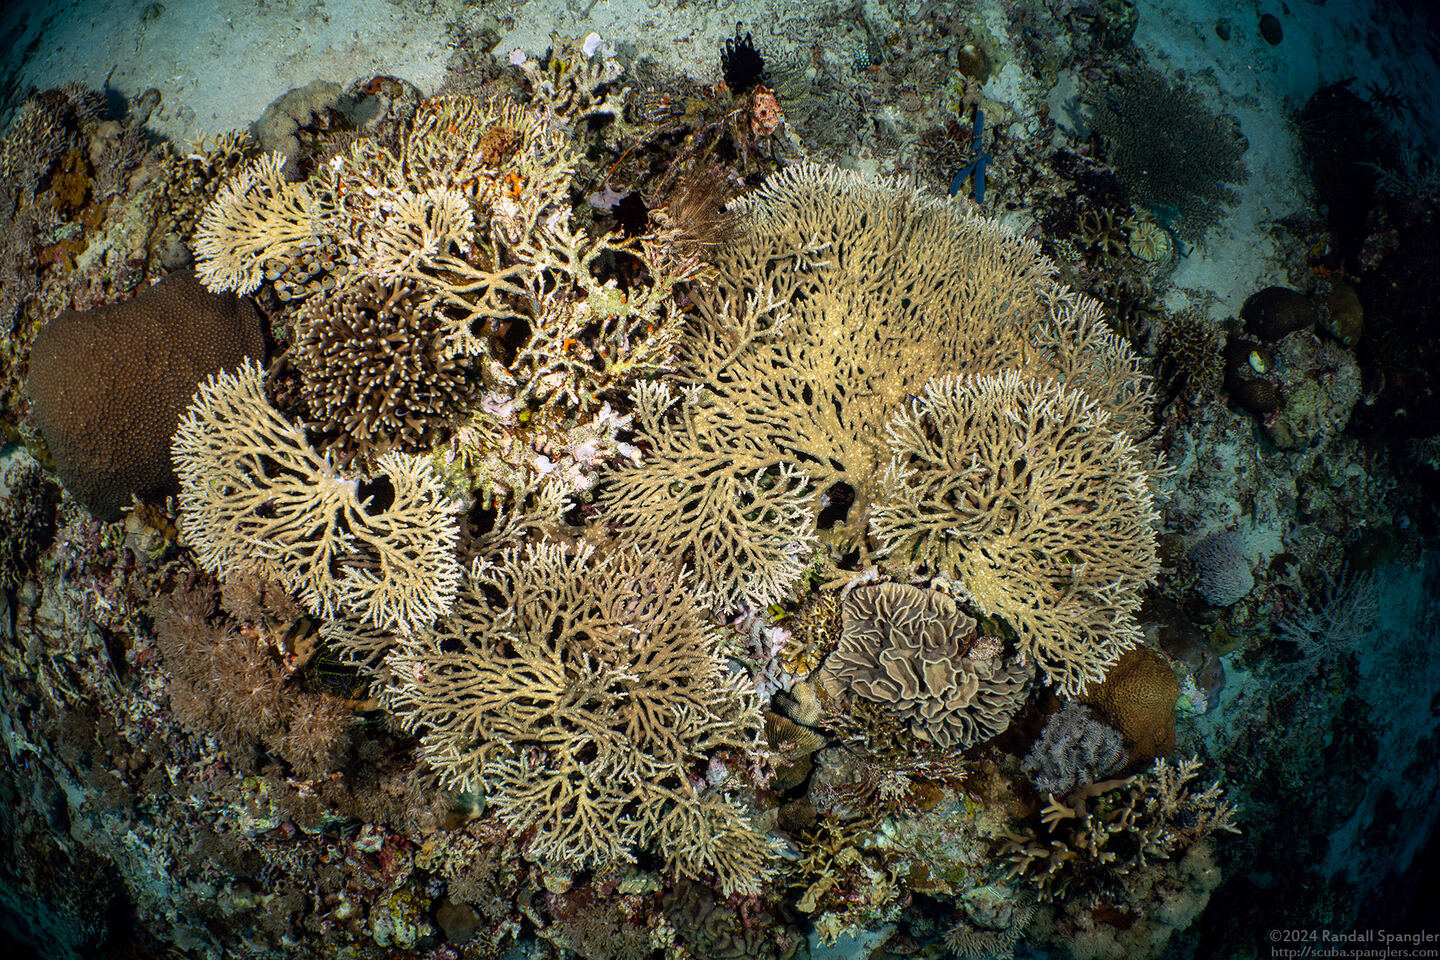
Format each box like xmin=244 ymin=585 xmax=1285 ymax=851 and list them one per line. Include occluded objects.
xmin=26 ymin=271 xmax=263 ymax=520
xmin=1080 ymin=646 xmax=1179 ymax=764
xmin=823 ymin=582 xmax=1030 ymax=749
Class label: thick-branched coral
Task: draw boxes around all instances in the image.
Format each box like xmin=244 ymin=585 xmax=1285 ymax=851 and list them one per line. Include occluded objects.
xmin=171 ymin=359 xmax=460 ymax=633
xmin=601 ymin=164 xmax=1153 ymax=610
xmin=26 ymin=271 xmax=264 ymax=521
xmin=1022 ymin=702 xmax=1127 ymax=798
xmin=1002 ymin=758 xmax=1238 ymax=915
xmin=872 ymin=373 xmax=1160 ymax=696
xmin=378 ymin=544 xmax=777 ymax=894
xmin=823 ymin=583 xmax=1030 ymax=749
xmin=293 ymin=278 xmax=477 ymax=466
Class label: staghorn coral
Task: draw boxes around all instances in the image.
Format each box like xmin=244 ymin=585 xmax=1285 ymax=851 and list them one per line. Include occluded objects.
xmin=378 ymin=544 xmax=778 ymax=894
xmin=26 ymin=270 xmax=265 ymax=521
xmin=171 ymin=359 xmax=460 ymax=634
xmin=824 ymin=583 xmax=1031 ymax=750
xmin=601 ymin=164 xmax=1154 ymax=610
xmin=292 ymin=277 xmax=478 ymax=466
xmin=872 ymin=373 xmax=1160 ymax=696
xmin=1002 ymin=757 xmax=1238 ymax=918
xmin=1022 ymin=702 xmax=1127 ymax=798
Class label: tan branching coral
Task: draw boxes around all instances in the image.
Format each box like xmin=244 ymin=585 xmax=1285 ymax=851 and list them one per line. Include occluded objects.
xmin=194 ymin=96 xmax=694 ymax=422
xmin=293 ymin=278 xmax=477 ymax=466
xmin=823 ymin=583 xmax=1030 ymax=749
xmin=171 ymin=360 xmax=460 ymax=634
xmin=194 ymin=152 xmax=328 ymax=295
xmin=871 ymin=373 xmax=1160 ymax=696
xmin=599 ymin=380 xmax=819 ymax=609
xmin=377 ymin=544 xmax=778 ymax=894
xmin=601 ymin=164 xmax=1153 ymax=609
xmin=1001 ymin=757 xmax=1238 ymax=907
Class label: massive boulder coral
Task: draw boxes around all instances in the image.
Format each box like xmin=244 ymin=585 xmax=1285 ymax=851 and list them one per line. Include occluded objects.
xmin=171 ymin=359 xmax=460 ymax=633
xmin=378 ymin=544 xmax=777 ymax=895
xmin=601 ymin=163 xmax=1154 ymax=617
xmin=26 ymin=271 xmax=264 ymax=521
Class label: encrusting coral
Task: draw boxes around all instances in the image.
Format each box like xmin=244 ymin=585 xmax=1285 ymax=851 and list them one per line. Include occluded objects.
xmin=601 ymin=163 xmax=1155 ymax=619
xmin=823 ymin=583 xmax=1030 ymax=749
xmin=872 ymin=372 xmax=1160 ymax=696
xmin=377 ymin=543 xmax=778 ymax=895
xmin=171 ymin=359 xmax=460 ymax=634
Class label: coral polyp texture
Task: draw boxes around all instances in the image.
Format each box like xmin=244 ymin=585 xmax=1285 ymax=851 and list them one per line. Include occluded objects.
xmin=171 ymin=359 xmax=460 ymax=633
xmin=872 ymin=372 xmax=1160 ymax=696
xmin=292 ymin=277 xmax=477 ymax=466
xmin=26 ymin=270 xmax=264 ymax=520
xmin=378 ymin=544 xmax=777 ymax=895
xmin=601 ymin=164 xmax=1156 ymax=622
xmin=823 ymin=582 xmax=1031 ymax=749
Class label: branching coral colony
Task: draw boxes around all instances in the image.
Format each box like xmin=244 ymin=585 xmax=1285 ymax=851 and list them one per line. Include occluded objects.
xmin=168 ymin=50 xmax=1237 ymax=954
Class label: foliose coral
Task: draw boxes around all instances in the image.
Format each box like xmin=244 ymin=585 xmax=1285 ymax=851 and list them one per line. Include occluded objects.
xmin=26 ymin=271 xmax=264 ymax=520
xmin=171 ymin=359 xmax=460 ymax=633
xmin=824 ymin=583 xmax=1031 ymax=749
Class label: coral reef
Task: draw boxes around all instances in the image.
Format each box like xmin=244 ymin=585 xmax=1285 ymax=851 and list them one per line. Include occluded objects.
xmin=602 ymin=164 xmax=1155 ymax=613
xmin=26 ymin=270 xmax=263 ymax=520
xmin=824 ymin=582 xmax=1031 ymax=749
xmin=873 ymin=373 xmax=1160 ymax=696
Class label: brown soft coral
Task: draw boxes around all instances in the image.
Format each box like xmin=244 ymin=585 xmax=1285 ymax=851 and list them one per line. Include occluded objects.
xmin=1080 ymin=646 xmax=1179 ymax=764
xmin=27 ymin=271 xmax=263 ymax=520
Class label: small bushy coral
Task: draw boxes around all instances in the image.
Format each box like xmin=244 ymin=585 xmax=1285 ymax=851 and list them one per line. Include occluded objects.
xmin=292 ymin=277 xmax=477 ymax=466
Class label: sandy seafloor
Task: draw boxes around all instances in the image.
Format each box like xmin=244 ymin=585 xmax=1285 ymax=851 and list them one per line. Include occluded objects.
xmin=4 ymin=0 xmax=1440 ymax=955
